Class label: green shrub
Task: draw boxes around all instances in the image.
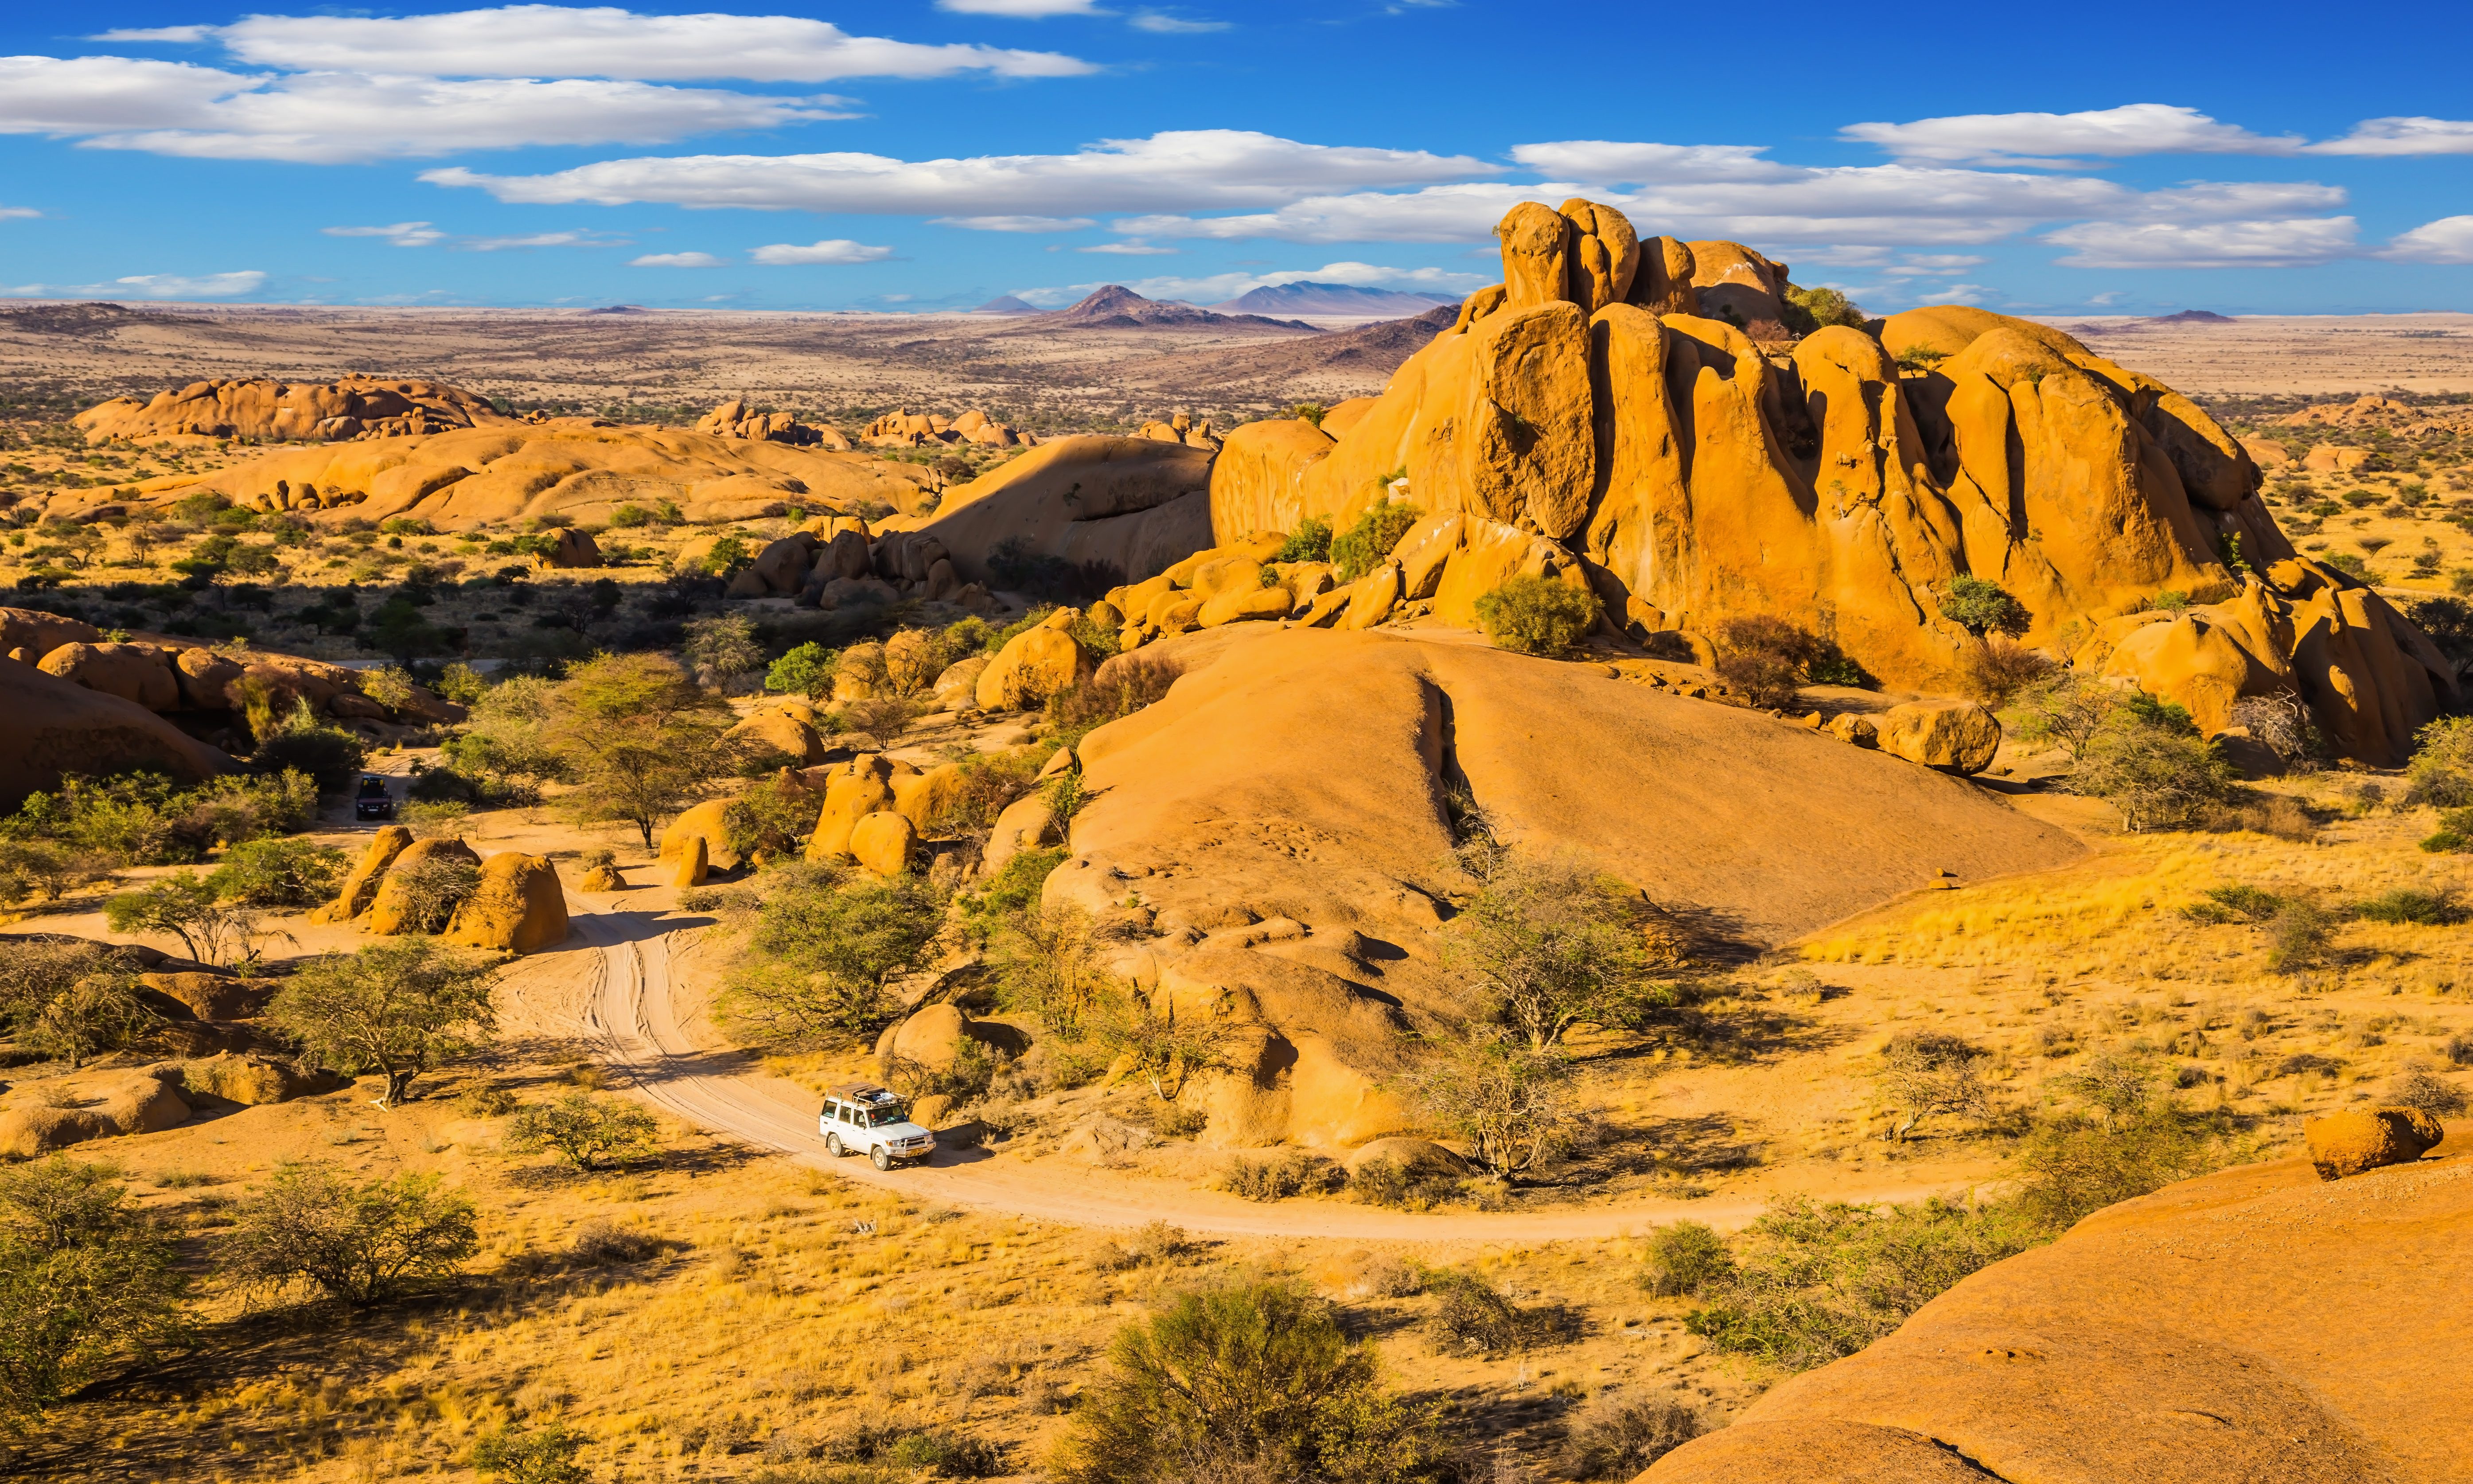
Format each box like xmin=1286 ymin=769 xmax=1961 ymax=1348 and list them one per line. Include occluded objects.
xmin=1684 ymin=1195 xmax=2039 ymax=1372
xmin=2065 ymin=699 xmax=2233 ymax=832
xmin=227 ymin=1163 xmax=479 ymax=1307
xmin=765 ymin=641 xmax=837 ymax=698
xmin=1560 ymin=1392 xmax=1705 ymax=1480
xmin=1328 ymin=502 xmax=1422 ymax=581
xmin=0 ymin=1157 xmax=188 ymax=1421
xmin=1473 ymin=575 xmax=1600 ymax=658
xmin=2407 ymin=717 xmax=2473 ymax=808
xmin=1712 ymin=614 xmax=1819 ymax=706
xmin=472 ymin=1423 xmax=587 ymax=1484
xmin=1936 ymin=576 xmax=2029 ymax=637
xmin=1219 ymin=1150 xmax=1335 ymax=1202
xmin=1054 ymin=1281 xmax=1455 ymax=1484
xmin=1273 ymin=517 xmax=1333 ymax=563
xmin=1424 ymin=1266 xmax=1553 ymax=1354
xmin=250 ymin=706 xmax=369 ymax=793
xmin=1640 ymin=1219 xmax=1733 ymax=1297
xmin=505 ymin=1092 xmax=659 ymax=1171
xmin=1782 ymin=284 xmax=1867 ymax=333
xmin=207 ymin=838 xmax=347 ymax=908
xmin=700 ymin=535 xmax=752 ymax=577
xmin=2354 ymin=888 xmax=2467 ymax=926
xmin=2013 ymin=1109 xmax=2216 ymax=1231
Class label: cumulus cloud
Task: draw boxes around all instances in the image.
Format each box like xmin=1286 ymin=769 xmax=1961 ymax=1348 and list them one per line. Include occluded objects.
xmin=2306 ymin=117 xmax=2473 ymax=156
xmin=102 ymin=5 xmax=1094 ymax=82
xmin=631 ymin=250 xmax=724 ymax=266
xmin=1841 ymin=104 xmax=2301 ymax=167
xmin=458 ymin=230 xmax=617 ymax=250
xmin=748 ymin=239 xmax=893 ymax=264
xmin=1507 ymin=140 xmax=1793 ymax=183
xmin=0 ymin=56 xmax=846 ymax=163
xmin=95 ymin=270 xmax=269 ymax=297
xmin=0 ymin=206 xmax=41 ymax=222
xmin=423 ymin=129 xmax=1498 ymax=213
xmin=1130 ymin=12 xmax=1233 ymax=31
xmin=1077 ymin=240 xmax=1176 ymax=253
xmin=323 ymin=221 xmax=447 ymax=246
xmin=2380 ymin=215 xmax=2473 ymax=264
xmin=2043 ymin=217 xmax=2359 ymax=269
xmin=930 ymin=214 xmax=1098 ymax=232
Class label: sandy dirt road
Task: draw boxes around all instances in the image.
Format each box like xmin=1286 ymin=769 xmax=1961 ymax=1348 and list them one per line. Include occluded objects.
xmin=490 ymin=911 xmax=1960 ymax=1243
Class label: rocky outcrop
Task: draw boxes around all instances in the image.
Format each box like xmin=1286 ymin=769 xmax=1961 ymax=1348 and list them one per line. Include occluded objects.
xmin=116 ymin=423 xmax=934 ymax=530
xmin=1644 ymin=1140 xmax=2469 ymax=1484
xmin=1051 ymin=627 xmax=2080 ymax=1146
xmin=314 ymin=826 xmax=413 ymax=923
xmin=1204 ymin=199 xmax=2455 ymax=763
xmin=863 ymin=408 xmax=1027 ymax=449
xmin=883 ymin=435 xmax=1214 ymax=598
xmin=977 ymin=609 xmax=1096 ymax=711
xmin=74 ymin=375 xmax=510 ymax=445
xmin=8 ymin=612 xmax=466 ymax=729
xmin=0 ymin=652 xmax=233 ymax=808
xmin=696 ymin=400 xmax=853 ymax=450
xmin=362 ymin=837 xmax=482 ymax=935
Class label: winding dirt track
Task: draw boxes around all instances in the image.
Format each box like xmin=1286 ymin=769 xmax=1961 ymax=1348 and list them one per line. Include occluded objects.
xmin=509 ymin=912 xmax=1951 ymax=1242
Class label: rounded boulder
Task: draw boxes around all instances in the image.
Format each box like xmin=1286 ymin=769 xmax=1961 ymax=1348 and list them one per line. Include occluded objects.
xmin=446 ymin=852 xmax=571 ymax=954
xmin=1876 ymin=700 xmax=2002 ymax=775
xmin=2306 ymin=1106 xmax=2445 ymax=1180
xmin=849 ymin=810 xmax=918 ymax=876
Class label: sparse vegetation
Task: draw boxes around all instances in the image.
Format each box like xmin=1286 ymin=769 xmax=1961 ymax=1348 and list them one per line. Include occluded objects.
xmin=227 ymin=1163 xmax=479 ymax=1309
xmin=0 ymin=1157 xmax=187 ymax=1421
xmin=1473 ymin=575 xmax=1600 ymax=657
xmin=1328 ymin=502 xmax=1422 ymax=582
xmin=506 ymin=1092 xmax=661 ymax=1172
xmin=265 ymin=937 xmax=502 ymax=1106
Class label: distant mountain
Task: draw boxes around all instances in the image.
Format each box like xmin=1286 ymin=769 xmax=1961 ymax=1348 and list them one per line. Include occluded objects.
xmin=1129 ymin=304 xmax=1460 ymax=395
xmin=974 ymin=295 xmax=1044 ymax=315
xmin=583 ymin=304 xmax=650 ymax=315
xmin=2149 ymin=309 xmax=2234 ymax=324
xmin=1052 ymin=284 xmax=1319 ymax=332
xmin=1207 ymin=282 xmax=1458 ymax=317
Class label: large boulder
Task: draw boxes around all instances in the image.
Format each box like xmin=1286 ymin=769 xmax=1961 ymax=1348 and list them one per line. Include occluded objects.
xmin=729 ymin=710 xmax=827 ymax=765
xmin=2306 ymin=1106 xmax=2445 ymax=1180
xmin=74 ymin=374 xmax=510 ymax=444
xmin=181 ymin=1052 xmax=347 ymax=1105
xmin=446 ymin=853 xmax=570 ymax=954
xmin=362 ymin=837 xmax=482 ymax=935
xmin=981 ymin=793 xmax=1061 ymax=878
xmin=0 ymin=1104 xmax=120 ymax=1157
xmin=977 ymin=612 xmax=1093 ymax=711
xmin=895 ymin=436 xmax=1214 ymax=592
xmin=0 ymin=654 xmax=232 ymax=808
xmin=1643 ymin=1144 xmax=2472 ymax=1484
xmin=1876 ymin=700 xmax=2002 ymax=775
xmin=541 ymin=527 xmax=602 ymax=569
xmin=932 ymin=655 xmax=992 ymax=709
xmin=658 ymin=798 xmax=742 ymax=876
xmin=36 ymin=642 xmax=181 ymax=712
xmin=849 ymin=811 xmax=918 ymax=877
xmin=313 ymin=825 xmax=413 ymax=923
xmin=0 ymin=606 xmax=101 ymax=661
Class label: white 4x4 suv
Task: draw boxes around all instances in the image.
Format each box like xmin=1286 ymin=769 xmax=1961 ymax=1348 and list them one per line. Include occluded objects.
xmin=819 ymin=1083 xmax=935 ymax=1171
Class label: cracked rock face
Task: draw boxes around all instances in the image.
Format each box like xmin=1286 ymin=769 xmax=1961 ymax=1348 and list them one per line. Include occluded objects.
xmin=1209 ymin=200 xmax=2455 ymax=764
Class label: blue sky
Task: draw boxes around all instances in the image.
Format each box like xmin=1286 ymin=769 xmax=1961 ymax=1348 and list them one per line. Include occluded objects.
xmin=3 ymin=1 xmax=2470 ymax=315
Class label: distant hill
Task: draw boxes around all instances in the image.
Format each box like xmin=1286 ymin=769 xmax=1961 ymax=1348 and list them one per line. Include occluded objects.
xmin=1052 ymin=285 xmax=1320 ymax=332
xmin=1207 ymin=282 xmax=1458 ymax=317
xmin=974 ymin=295 xmax=1044 ymax=315
xmin=2150 ymin=309 xmax=2234 ymax=324
xmin=583 ymin=305 xmax=650 ymax=315
xmin=1127 ymin=304 xmax=1460 ymax=399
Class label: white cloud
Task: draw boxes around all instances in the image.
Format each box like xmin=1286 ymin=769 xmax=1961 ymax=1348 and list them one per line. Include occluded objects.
xmin=2380 ymin=215 xmax=2473 ymax=264
xmin=458 ymin=230 xmax=615 ymax=250
xmin=1507 ymin=140 xmax=1793 ymax=183
xmin=1077 ymin=240 xmax=1176 ymax=254
xmin=96 ymin=270 xmax=268 ymax=297
xmin=631 ymin=250 xmax=724 ymax=266
xmin=749 ymin=239 xmax=893 ymax=264
xmin=105 ymin=5 xmax=1094 ymax=82
xmin=423 ymin=129 xmax=1498 ymax=213
xmin=1130 ymin=12 xmax=1232 ymax=32
xmin=323 ymin=221 xmax=446 ymax=246
xmin=2044 ymin=217 xmax=2359 ymax=269
xmin=2306 ymin=117 xmax=2473 ymax=156
xmin=0 ymin=56 xmax=846 ymax=163
xmin=931 ymin=214 xmax=1098 ymax=232
xmin=0 ymin=206 xmax=40 ymax=221
xmin=935 ymin=0 xmax=1104 ymax=13
xmin=1115 ymin=164 xmax=2133 ymax=247
xmin=2123 ymin=181 xmax=2346 ymax=219
xmin=1841 ymin=104 xmax=2300 ymax=167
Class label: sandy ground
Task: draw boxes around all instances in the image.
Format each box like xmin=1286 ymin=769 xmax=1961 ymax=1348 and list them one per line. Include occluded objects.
xmin=2040 ymin=312 xmax=2473 ymax=395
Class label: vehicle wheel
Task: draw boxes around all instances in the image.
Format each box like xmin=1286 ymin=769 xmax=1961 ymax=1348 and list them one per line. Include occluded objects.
xmin=871 ymin=1145 xmax=892 ymax=1172
xmin=825 ymin=1133 xmax=845 ymax=1157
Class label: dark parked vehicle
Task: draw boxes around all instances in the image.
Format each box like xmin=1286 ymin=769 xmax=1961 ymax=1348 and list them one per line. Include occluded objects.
xmin=354 ymin=775 xmax=395 ymax=821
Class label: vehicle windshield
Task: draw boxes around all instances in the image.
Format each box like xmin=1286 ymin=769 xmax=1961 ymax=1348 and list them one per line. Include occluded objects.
xmin=862 ymin=1104 xmax=907 ymax=1128
xmin=358 ymin=779 xmax=387 ymax=796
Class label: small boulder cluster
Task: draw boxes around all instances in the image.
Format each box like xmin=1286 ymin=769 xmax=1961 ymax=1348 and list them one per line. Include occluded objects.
xmin=3 ymin=606 xmax=464 ymax=728
xmin=309 ymin=826 xmax=571 ymax=954
xmin=694 ymin=400 xmax=854 ymax=451
xmin=861 ymin=409 xmax=1028 ymax=449
xmin=721 ymin=519 xmax=996 ymax=612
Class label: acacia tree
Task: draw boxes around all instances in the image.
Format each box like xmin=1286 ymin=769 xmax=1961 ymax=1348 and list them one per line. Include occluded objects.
xmin=227 ymin=1163 xmax=478 ymax=1308
xmin=718 ymin=874 xmax=948 ymax=1045
xmin=505 ymin=1093 xmax=659 ymax=1172
xmin=265 ymin=938 xmax=500 ymax=1106
xmin=0 ymin=941 xmax=158 ymax=1070
xmin=543 ymin=653 xmax=741 ymax=849
xmin=1443 ymin=843 xmax=1662 ymax=1051
xmin=1406 ymin=1024 xmax=1578 ymax=1182
xmin=0 ymin=1157 xmax=187 ymax=1421
xmin=102 ymin=872 xmax=270 ymax=967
